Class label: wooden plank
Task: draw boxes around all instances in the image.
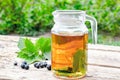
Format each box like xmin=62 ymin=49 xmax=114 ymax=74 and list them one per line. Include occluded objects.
xmin=88 ymin=44 xmax=120 ymax=52
xmin=86 ymin=65 xmax=120 ymax=80
xmin=0 ymin=65 xmax=120 ymax=80
xmin=88 ymin=49 xmax=120 ymax=68
xmin=0 ymin=34 xmax=50 ymax=42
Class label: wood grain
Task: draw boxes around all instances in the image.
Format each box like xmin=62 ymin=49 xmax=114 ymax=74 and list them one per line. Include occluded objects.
xmin=88 ymin=49 xmax=120 ymax=68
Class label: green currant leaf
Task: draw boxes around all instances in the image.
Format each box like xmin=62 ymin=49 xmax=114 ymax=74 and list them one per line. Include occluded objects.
xmin=35 ymin=37 xmax=51 ymax=53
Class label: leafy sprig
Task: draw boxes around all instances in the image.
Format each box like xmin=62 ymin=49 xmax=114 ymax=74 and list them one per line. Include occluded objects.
xmin=17 ymin=37 xmax=51 ymax=64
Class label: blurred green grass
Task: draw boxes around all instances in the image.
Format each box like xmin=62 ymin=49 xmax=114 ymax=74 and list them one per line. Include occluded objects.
xmin=88 ymin=32 xmax=120 ymax=46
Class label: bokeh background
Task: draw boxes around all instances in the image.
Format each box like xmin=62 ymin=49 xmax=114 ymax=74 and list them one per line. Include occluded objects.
xmin=0 ymin=0 xmax=120 ymax=46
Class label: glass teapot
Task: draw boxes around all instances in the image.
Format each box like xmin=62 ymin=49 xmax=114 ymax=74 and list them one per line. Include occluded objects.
xmin=51 ymin=10 xmax=97 ymax=79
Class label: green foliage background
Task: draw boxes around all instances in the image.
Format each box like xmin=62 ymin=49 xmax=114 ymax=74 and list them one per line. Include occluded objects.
xmin=0 ymin=0 xmax=120 ymax=36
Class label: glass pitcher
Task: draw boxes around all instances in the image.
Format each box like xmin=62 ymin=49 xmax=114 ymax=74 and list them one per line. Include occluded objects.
xmin=51 ymin=10 xmax=97 ymax=79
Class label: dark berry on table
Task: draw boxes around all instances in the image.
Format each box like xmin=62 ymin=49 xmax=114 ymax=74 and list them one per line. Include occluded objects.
xmin=21 ymin=64 xmax=25 ymax=69
xmin=45 ymin=58 xmax=48 ymax=60
xmin=24 ymin=64 xmax=29 ymax=70
xmin=43 ymin=62 xmax=47 ymax=67
xmin=36 ymin=65 xmax=40 ymax=69
xmin=40 ymin=63 xmax=44 ymax=68
xmin=22 ymin=61 xmax=27 ymax=65
xmin=14 ymin=62 xmax=17 ymax=66
xmin=34 ymin=62 xmax=38 ymax=68
xmin=47 ymin=64 xmax=51 ymax=71
xmin=35 ymin=63 xmax=40 ymax=69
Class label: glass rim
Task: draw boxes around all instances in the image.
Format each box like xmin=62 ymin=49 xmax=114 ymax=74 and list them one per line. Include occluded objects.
xmin=52 ymin=10 xmax=86 ymax=15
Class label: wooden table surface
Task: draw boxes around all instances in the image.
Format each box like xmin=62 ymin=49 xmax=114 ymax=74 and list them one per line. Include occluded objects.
xmin=0 ymin=35 xmax=120 ymax=80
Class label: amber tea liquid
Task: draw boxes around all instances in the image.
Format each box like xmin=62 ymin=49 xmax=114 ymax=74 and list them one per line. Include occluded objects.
xmin=52 ymin=33 xmax=88 ymax=79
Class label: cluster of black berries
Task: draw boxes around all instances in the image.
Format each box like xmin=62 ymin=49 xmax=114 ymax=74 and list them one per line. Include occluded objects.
xmin=14 ymin=59 xmax=51 ymax=71
xmin=21 ymin=61 xmax=29 ymax=70
xmin=34 ymin=61 xmax=51 ymax=70
xmin=14 ymin=61 xmax=29 ymax=70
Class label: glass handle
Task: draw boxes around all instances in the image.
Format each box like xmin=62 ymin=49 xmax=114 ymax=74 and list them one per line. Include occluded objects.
xmin=86 ymin=15 xmax=97 ymax=44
